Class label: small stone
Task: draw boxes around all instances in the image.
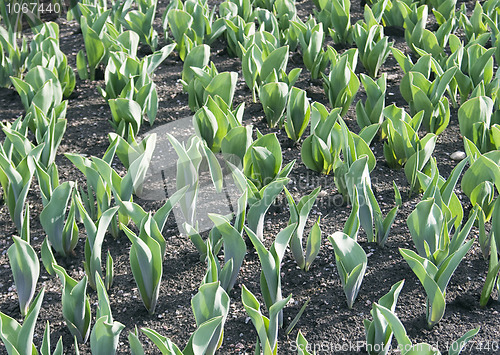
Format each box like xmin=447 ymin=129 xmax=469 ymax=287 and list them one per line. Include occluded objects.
xmin=450 ymin=151 xmax=466 ymax=161
xmin=318 ymin=190 xmax=328 ymax=198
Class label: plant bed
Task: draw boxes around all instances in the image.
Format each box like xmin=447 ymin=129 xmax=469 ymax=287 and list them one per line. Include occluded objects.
xmin=0 ymin=0 xmax=499 ymax=354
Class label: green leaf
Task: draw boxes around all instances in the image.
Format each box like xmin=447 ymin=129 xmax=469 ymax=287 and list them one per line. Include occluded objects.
xmin=141 ymin=328 xmax=183 ymax=355
xmin=247 ymin=178 xmax=289 ymax=240
xmin=0 ymin=288 xmax=44 ymax=355
xmin=53 ymin=265 xmax=91 ymax=343
xmin=407 ymin=198 xmax=443 ymax=258
xmin=285 ymin=87 xmax=310 ymax=142
xmin=122 ymin=224 xmax=163 ymax=314
xmin=399 ymin=248 xmax=445 ymax=328
xmin=208 ymin=214 xmax=246 ymax=291
xmin=328 ymin=232 xmax=367 ymax=308
xmin=448 ymin=327 xmax=480 ymax=355
xmin=259 ymin=81 xmax=288 ymax=128
xmin=80 ymin=17 xmax=105 ymax=80
xmin=128 ymin=327 xmax=145 ymax=355
xmin=304 ymin=217 xmax=321 ymax=271
xmin=8 ymin=236 xmax=39 ymax=317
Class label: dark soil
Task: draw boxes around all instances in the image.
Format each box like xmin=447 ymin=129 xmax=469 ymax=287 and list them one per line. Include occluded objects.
xmin=0 ymin=0 xmax=499 ymax=354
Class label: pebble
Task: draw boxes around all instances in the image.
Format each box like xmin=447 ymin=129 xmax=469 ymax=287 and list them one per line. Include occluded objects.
xmin=318 ymin=190 xmax=328 ymax=198
xmin=450 ymin=151 xmax=466 ymax=161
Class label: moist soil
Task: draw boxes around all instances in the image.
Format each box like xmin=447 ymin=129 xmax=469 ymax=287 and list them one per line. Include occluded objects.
xmin=0 ymin=0 xmax=499 ymax=354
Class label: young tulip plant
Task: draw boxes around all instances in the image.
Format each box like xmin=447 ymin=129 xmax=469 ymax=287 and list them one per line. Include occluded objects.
xmin=90 ymin=274 xmax=125 ymax=355
xmin=379 ymin=0 xmax=411 ymax=28
xmin=459 ymin=43 xmax=496 ymax=103
xmin=403 ymin=197 xmax=477 ymax=328
xmin=243 ymin=133 xmax=295 ymax=240
xmin=334 ymin=118 xmax=378 ymax=200
xmin=328 ymin=231 xmax=367 ymax=309
xmin=403 ymin=135 xmax=437 ymax=197
xmin=10 ymin=66 xmax=65 ymax=116
xmin=121 ymin=221 xmax=163 ymax=315
xmin=393 ymin=49 xmax=456 ymax=135
xmin=285 ymin=87 xmax=311 ymax=142
xmin=1 ymin=110 xmax=65 ymax=185
xmin=76 ymin=196 xmax=119 ymax=290
xmin=458 ymin=96 xmax=499 ymax=153
xmin=356 ymin=73 xmax=386 ymax=131
xmin=208 ymin=213 xmax=247 ymax=292
xmin=142 ymin=280 xmax=230 ymax=354
xmin=352 ymin=22 xmax=392 ymax=78
xmin=259 ymin=81 xmax=289 ymax=128
xmin=8 ymin=234 xmax=39 ymax=317
xmin=322 ymin=49 xmax=359 ymax=116
xmin=0 ymin=288 xmax=45 ymax=355
xmin=245 ymin=224 xmax=296 ymax=326
xmin=244 ymin=132 xmax=290 ymax=190
xmin=27 ymin=22 xmax=76 ymax=98
xmin=118 ymin=185 xmax=187 ymax=260
xmin=427 ymin=0 xmax=457 ymax=24
xmin=223 ymin=15 xmax=256 ymax=58
xmin=91 ymin=134 xmax=157 ymax=231
xmin=459 ymin=1 xmax=490 ymax=43
xmin=374 ymin=302 xmax=480 ymax=355
xmin=76 ymin=15 xmax=107 ymax=81
xmin=345 ymin=157 xmax=401 ymax=246
xmin=285 ymin=187 xmax=322 ymax=271
xmin=181 ymin=44 xmax=210 ymax=91
xmin=243 ymin=27 xmax=281 ymax=55
xmin=364 ymin=280 xmax=405 ymax=355
xmin=40 ymin=181 xmax=79 ymax=257
xmin=168 ymin=133 xmax=225 ymax=229
xmin=219 ymin=0 xmax=253 ymax=24
xmin=25 ymin=106 xmax=68 ymax=170
xmin=109 ymin=132 xmax=157 ymax=170
xmin=290 ymin=18 xmax=330 ymax=79
xmin=53 ymin=265 xmax=92 ymax=344
xmin=257 ymin=63 xmax=301 ymax=127
xmin=99 ymin=46 xmax=175 ymax=126
xmin=220 ymin=125 xmax=253 ymax=169
xmin=251 ymin=10 xmax=283 ymax=44
xmin=314 ymin=0 xmax=352 ymax=45
xmin=193 ymin=95 xmax=244 ymax=153
xmin=0 ymin=115 xmax=31 ymax=167
xmin=163 ymin=0 xmax=225 ymax=60
xmin=241 ymin=44 xmax=288 ymax=102
xmin=241 ymin=284 xmax=292 ymax=355
xmin=360 ymin=2 xmax=385 ymax=28
xmin=301 ymin=103 xmax=343 ymax=175
xmin=403 ymin=4 xmax=455 ymax=61
xmin=0 ymin=144 xmax=41 ymax=235
xmin=187 ymin=63 xmax=238 ymax=112
xmin=382 ymin=104 xmax=427 ymax=168
xmin=0 ymin=25 xmax=29 ymax=88
xmin=65 ymin=142 xmax=116 ymax=225
xmin=415 ymin=17 xmax=457 ymax=64
xmin=460 ymin=140 xmax=500 ymax=223
xmin=400 ymin=63 xmax=457 ymax=135
xmin=122 ymin=0 xmax=159 ymax=51
xmin=417 ymin=157 xmax=469 ymax=231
